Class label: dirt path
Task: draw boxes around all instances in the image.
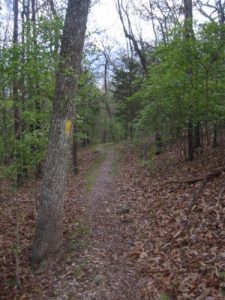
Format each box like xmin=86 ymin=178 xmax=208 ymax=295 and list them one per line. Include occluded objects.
xmin=54 ymin=148 xmax=143 ymax=299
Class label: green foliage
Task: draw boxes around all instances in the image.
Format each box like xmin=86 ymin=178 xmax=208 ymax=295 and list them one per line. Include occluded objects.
xmin=0 ymin=15 xmax=61 ymax=181
xmin=0 ymin=13 xmax=102 ymax=183
xmin=114 ymin=23 xmax=225 ymax=143
xmin=69 ymin=220 xmax=90 ymax=251
xmin=112 ymin=56 xmax=143 ymax=139
xmin=160 ymin=294 xmax=171 ymax=300
xmin=75 ymin=69 xmax=102 ymax=144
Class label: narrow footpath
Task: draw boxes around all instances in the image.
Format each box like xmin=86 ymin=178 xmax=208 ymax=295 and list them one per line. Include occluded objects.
xmin=54 ymin=149 xmax=143 ymax=300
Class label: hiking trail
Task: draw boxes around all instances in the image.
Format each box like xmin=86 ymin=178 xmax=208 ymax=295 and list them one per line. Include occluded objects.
xmin=54 ymin=147 xmax=143 ymax=299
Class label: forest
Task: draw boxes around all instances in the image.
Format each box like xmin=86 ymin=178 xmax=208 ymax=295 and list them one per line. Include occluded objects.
xmin=0 ymin=0 xmax=225 ymax=299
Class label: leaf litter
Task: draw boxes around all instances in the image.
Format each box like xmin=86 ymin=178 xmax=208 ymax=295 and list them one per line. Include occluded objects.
xmin=0 ymin=149 xmax=100 ymax=300
xmin=115 ymin=144 xmax=225 ymax=299
xmin=1 ymin=143 xmax=225 ymax=299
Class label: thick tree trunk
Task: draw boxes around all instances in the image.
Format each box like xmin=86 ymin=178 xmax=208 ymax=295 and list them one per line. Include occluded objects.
xmin=32 ymin=0 xmax=90 ymax=263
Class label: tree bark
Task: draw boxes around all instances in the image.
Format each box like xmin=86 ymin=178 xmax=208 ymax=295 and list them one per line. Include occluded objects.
xmin=194 ymin=122 xmax=201 ymax=149
xmin=32 ymin=0 xmax=90 ymax=263
xmin=155 ymin=132 xmax=162 ymax=155
xmin=2 ymin=89 xmax=9 ymax=164
xmin=188 ymin=117 xmax=194 ymax=161
xmin=13 ymin=0 xmax=23 ymax=185
xmin=184 ymin=0 xmax=194 ymax=161
xmin=212 ymin=124 xmax=218 ymax=148
xmin=116 ymin=0 xmax=147 ymax=74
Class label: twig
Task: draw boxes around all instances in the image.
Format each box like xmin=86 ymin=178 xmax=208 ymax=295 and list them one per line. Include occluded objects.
xmin=169 ymin=184 xmax=182 ymax=193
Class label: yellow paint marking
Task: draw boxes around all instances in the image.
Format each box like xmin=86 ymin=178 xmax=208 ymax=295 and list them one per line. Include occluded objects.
xmin=65 ymin=119 xmax=72 ymax=137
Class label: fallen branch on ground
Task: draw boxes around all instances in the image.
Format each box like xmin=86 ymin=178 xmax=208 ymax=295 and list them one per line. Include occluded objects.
xmin=169 ymin=167 xmax=225 ymax=186
xmin=188 ymin=174 xmax=213 ymax=213
xmin=180 ymin=167 xmax=225 ymax=234
xmin=216 ymin=183 xmax=225 ymax=206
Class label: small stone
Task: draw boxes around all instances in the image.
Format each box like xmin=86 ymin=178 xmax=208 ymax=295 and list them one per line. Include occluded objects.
xmin=119 ymin=205 xmax=130 ymax=214
xmin=139 ymin=251 xmax=148 ymax=259
xmin=93 ymin=274 xmax=104 ymax=286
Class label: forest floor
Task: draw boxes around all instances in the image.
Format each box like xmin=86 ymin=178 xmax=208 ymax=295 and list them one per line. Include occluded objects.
xmin=1 ymin=142 xmax=225 ymax=299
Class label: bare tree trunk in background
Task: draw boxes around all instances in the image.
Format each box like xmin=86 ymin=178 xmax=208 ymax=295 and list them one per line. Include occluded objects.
xmin=213 ymin=124 xmax=218 ymax=148
xmin=48 ymin=0 xmax=57 ymax=17
xmin=13 ymin=0 xmax=22 ymax=185
xmin=116 ymin=0 xmax=147 ymax=74
xmin=48 ymin=0 xmax=60 ymax=55
xmin=2 ymin=89 xmax=9 ymax=164
xmin=31 ymin=0 xmax=41 ymax=132
xmin=188 ymin=118 xmax=194 ymax=161
xmin=117 ymin=0 xmax=163 ymax=152
xmin=184 ymin=0 xmax=195 ymax=161
xmin=125 ymin=122 xmax=128 ymax=140
xmin=31 ymin=0 xmax=43 ymax=178
xmin=155 ymin=132 xmax=162 ymax=155
xmin=32 ymin=0 xmax=90 ymax=263
xmin=20 ymin=0 xmax=29 ymax=179
xmin=194 ymin=122 xmax=201 ymax=149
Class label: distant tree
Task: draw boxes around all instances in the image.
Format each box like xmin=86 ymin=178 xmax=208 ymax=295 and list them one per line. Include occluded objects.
xmin=112 ymin=55 xmax=142 ymax=139
xmin=116 ymin=0 xmax=148 ymax=73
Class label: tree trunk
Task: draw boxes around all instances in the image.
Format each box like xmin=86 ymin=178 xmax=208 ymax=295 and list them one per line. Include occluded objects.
xmin=125 ymin=122 xmax=128 ymax=140
xmin=194 ymin=122 xmax=201 ymax=148
xmin=117 ymin=0 xmax=147 ymax=74
xmin=213 ymin=124 xmax=218 ymax=148
xmin=2 ymin=90 xmax=9 ymax=164
xmin=13 ymin=0 xmax=23 ymax=185
xmin=31 ymin=0 xmax=41 ymax=132
xmin=184 ymin=0 xmax=194 ymax=161
xmin=32 ymin=0 xmax=90 ymax=263
xmin=130 ymin=124 xmax=133 ymax=141
xmin=155 ymin=132 xmax=162 ymax=155
xmin=204 ymin=121 xmax=210 ymax=146
xmin=31 ymin=0 xmax=43 ymax=178
xmin=188 ymin=117 xmax=194 ymax=161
